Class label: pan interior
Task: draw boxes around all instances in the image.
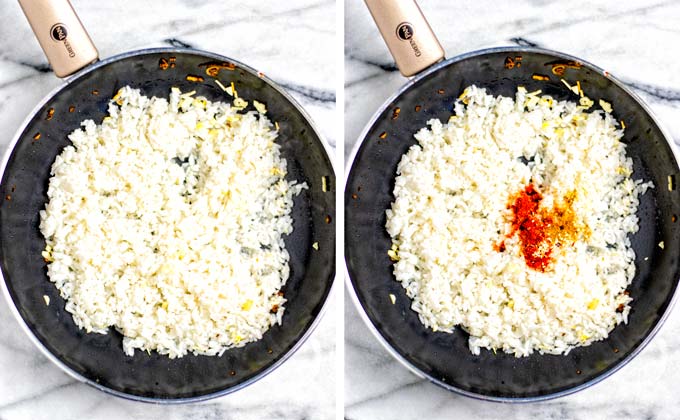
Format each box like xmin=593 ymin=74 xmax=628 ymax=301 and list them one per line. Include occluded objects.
xmin=345 ymin=49 xmax=680 ymax=399
xmin=0 ymin=49 xmax=335 ymax=401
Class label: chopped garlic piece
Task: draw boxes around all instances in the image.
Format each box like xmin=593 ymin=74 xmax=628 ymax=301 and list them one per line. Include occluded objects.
xmin=41 ymin=249 xmax=54 ymax=262
xmin=579 ymin=97 xmax=594 ymax=109
xmin=659 ymin=241 xmax=665 ymax=249
xmin=43 ymin=295 xmax=50 ymax=306
xmin=312 ymin=242 xmax=319 ymax=250
xmin=215 ymin=79 xmax=231 ymax=95
xmin=233 ymin=97 xmax=248 ymax=110
xmin=253 ymin=100 xmax=267 ymax=114
xmin=526 ymin=96 xmax=540 ymax=108
xmin=389 ymin=294 xmax=396 ymax=304
xmin=599 ymin=99 xmax=613 ymax=114
xmin=112 ymin=89 xmax=124 ymax=105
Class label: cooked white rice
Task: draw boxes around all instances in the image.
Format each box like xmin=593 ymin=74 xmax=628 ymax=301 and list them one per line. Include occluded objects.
xmin=386 ymin=85 xmax=652 ymax=357
xmin=40 ymin=86 xmax=305 ymax=358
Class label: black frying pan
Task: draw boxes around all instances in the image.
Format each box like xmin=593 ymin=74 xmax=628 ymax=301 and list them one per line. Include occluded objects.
xmin=345 ymin=1 xmax=680 ymax=402
xmin=0 ymin=1 xmax=335 ymax=403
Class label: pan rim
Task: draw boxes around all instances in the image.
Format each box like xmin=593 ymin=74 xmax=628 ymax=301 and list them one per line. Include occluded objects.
xmin=0 ymin=47 xmax=337 ymax=404
xmin=344 ymin=45 xmax=680 ymax=403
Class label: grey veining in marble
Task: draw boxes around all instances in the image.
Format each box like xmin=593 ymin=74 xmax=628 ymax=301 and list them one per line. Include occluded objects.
xmin=0 ymin=0 xmax=336 ymax=419
xmin=345 ymin=0 xmax=680 ymax=419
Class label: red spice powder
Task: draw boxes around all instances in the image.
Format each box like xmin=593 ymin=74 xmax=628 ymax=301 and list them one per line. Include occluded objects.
xmin=509 ymin=184 xmax=551 ymax=270
xmin=499 ymin=183 xmax=586 ymax=272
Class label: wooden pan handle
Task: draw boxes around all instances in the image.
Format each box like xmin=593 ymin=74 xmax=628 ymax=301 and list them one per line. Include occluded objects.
xmin=17 ymin=0 xmax=99 ymax=78
xmin=364 ymin=0 xmax=445 ymax=77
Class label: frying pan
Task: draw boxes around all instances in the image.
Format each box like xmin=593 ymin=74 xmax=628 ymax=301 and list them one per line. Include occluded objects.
xmin=0 ymin=0 xmax=335 ymax=402
xmin=345 ymin=0 xmax=680 ymax=401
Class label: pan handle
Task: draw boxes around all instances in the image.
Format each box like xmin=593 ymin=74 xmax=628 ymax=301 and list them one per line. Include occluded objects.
xmin=17 ymin=0 xmax=99 ymax=78
xmin=364 ymin=0 xmax=445 ymax=77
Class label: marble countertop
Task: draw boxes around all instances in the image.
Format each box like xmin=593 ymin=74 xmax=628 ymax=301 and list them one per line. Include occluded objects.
xmin=0 ymin=0 xmax=336 ymax=419
xmin=344 ymin=0 xmax=680 ymax=419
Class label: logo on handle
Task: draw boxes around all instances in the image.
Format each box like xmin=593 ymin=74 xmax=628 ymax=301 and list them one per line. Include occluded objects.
xmin=396 ymin=22 xmax=421 ymax=57
xmin=50 ymin=24 xmax=68 ymax=41
xmin=49 ymin=23 xmax=75 ymax=58
xmin=396 ymin=22 xmax=414 ymax=41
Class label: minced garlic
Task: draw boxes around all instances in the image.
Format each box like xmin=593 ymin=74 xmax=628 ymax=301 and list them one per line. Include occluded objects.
xmin=253 ymin=100 xmax=267 ymax=114
xmin=599 ymin=100 xmax=613 ymax=114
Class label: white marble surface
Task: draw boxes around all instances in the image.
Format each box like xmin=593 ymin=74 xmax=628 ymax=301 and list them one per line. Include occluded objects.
xmin=0 ymin=0 xmax=336 ymax=419
xmin=345 ymin=0 xmax=680 ymax=419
